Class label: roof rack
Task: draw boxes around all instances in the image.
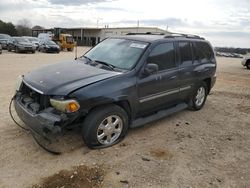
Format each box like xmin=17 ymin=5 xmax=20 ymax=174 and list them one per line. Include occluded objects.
xmin=126 ymin=32 xmax=205 ymax=40
xmin=126 ymin=32 xmax=166 ymax=35
xmin=164 ymin=32 xmax=205 ymax=40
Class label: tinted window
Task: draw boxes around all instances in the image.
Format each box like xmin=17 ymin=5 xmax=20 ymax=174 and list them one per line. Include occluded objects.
xmin=179 ymin=42 xmax=192 ymax=66
xmin=147 ymin=42 xmax=175 ymax=71
xmin=193 ymin=42 xmax=214 ymax=63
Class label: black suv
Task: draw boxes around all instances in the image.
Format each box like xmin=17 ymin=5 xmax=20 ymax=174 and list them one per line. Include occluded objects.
xmin=14 ymin=33 xmax=216 ymax=149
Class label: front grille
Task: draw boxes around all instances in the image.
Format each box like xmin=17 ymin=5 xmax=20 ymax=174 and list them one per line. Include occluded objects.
xmin=20 ymin=83 xmax=50 ymax=112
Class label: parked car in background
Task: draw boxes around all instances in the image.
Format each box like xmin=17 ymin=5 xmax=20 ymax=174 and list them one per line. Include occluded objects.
xmin=0 ymin=34 xmax=11 ymax=49
xmin=38 ymin=40 xmax=60 ymax=53
xmin=8 ymin=37 xmax=36 ymax=53
xmin=23 ymin=36 xmax=40 ymax=50
xmin=241 ymin=56 xmax=250 ymax=69
xmin=0 ymin=44 xmax=2 ymax=54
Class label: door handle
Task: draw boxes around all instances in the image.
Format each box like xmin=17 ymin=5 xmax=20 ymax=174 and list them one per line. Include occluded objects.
xmin=170 ymin=76 xmax=177 ymax=80
xmin=155 ymin=75 xmax=162 ymax=81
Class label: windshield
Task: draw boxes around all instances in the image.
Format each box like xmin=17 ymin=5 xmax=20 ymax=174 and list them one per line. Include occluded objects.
xmin=45 ymin=40 xmax=56 ymax=45
xmin=84 ymin=38 xmax=148 ymax=70
xmin=15 ymin=38 xmax=29 ymax=43
xmin=66 ymin=36 xmax=73 ymax=43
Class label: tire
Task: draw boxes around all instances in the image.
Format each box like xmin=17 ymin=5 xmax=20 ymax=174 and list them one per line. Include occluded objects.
xmin=188 ymin=82 xmax=208 ymax=111
xmin=32 ymin=50 xmax=35 ymax=54
xmin=246 ymin=61 xmax=250 ymax=69
xmin=82 ymin=104 xmax=129 ymax=149
xmin=15 ymin=47 xmax=19 ymax=53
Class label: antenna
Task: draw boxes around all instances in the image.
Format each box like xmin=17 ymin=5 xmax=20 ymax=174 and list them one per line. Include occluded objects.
xmin=74 ymin=41 xmax=78 ymax=60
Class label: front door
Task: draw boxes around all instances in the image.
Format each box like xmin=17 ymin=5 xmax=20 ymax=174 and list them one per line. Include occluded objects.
xmin=137 ymin=42 xmax=179 ymax=116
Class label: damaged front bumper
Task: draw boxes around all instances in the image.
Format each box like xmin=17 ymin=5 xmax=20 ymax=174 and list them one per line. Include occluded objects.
xmin=14 ymin=93 xmax=75 ymax=139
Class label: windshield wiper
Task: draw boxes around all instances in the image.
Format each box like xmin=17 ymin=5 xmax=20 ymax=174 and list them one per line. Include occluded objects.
xmin=82 ymin=55 xmax=92 ymax=62
xmin=79 ymin=56 xmax=116 ymax=71
xmin=94 ymin=60 xmax=115 ymax=71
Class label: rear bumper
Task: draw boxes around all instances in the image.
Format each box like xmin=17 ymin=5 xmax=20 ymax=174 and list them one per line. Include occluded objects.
xmin=14 ymin=96 xmax=64 ymax=137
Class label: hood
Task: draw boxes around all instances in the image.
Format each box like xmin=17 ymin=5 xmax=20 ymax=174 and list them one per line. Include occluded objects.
xmin=0 ymin=39 xmax=8 ymax=43
xmin=23 ymin=60 xmax=121 ymax=95
xmin=47 ymin=44 xmax=59 ymax=48
xmin=18 ymin=42 xmax=33 ymax=46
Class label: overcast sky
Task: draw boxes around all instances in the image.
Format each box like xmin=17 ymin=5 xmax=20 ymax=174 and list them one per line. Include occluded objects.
xmin=0 ymin=0 xmax=250 ymax=47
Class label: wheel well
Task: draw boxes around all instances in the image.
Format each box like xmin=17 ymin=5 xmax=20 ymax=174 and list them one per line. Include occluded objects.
xmin=86 ymin=100 xmax=132 ymax=122
xmin=203 ymin=78 xmax=211 ymax=94
xmin=246 ymin=59 xmax=250 ymax=65
xmin=114 ymin=100 xmax=131 ymax=121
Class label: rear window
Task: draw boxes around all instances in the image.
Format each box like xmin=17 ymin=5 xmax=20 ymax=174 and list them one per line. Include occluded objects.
xmin=193 ymin=42 xmax=214 ymax=63
xmin=178 ymin=42 xmax=193 ymax=66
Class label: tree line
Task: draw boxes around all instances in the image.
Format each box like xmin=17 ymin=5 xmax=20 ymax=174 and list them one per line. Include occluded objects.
xmin=215 ymin=47 xmax=250 ymax=55
xmin=0 ymin=19 xmax=44 ymax=36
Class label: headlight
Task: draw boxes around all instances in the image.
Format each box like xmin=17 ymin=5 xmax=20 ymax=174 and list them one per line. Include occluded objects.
xmin=15 ymin=75 xmax=23 ymax=92
xmin=50 ymin=98 xmax=80 ymax=113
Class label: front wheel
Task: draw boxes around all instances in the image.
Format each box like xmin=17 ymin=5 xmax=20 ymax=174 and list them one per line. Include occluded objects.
xmin=246 ymin=61 xmax=250 ymax=69
xmin=15 ymin=46 xmax=19 ymax=53
xmin=188 ymin=82 xmax=208 ymax=111
xmin=82 ymin=104 xmax=129 ymax=149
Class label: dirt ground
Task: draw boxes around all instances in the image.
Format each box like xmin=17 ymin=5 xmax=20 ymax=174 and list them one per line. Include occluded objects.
xmin=0 ymin=48 xmax=249 ymax=188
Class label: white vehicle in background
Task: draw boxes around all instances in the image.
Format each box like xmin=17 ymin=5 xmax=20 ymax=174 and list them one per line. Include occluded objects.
xmin=241 ymin=56 xmax=250 ymax=69
xmin=23 ymin=36 xmax=40 ymax=50
xmin=37 ymin=33 xmax=53 ymax=41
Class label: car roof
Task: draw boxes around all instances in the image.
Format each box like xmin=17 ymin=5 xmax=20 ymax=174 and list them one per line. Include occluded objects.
xmin=22 ymin=36 xmax=38 ymax=38
xmin=115 ymin=33 xmax=207 ymax=43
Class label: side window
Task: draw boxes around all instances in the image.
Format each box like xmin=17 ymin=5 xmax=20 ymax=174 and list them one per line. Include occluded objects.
xmin=147 ymin=42 xmax=175 ymax=71
xmin=179 ymin=42 xmax=193 ymax=66
xmin=193 ymin=42 xmax=214 ymax=63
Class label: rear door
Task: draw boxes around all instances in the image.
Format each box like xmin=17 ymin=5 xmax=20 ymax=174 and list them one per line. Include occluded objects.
xmin=137 ymin=42 xmax=180 ymax=116
xmin=177 ymin=41 xmax=195 ymax=100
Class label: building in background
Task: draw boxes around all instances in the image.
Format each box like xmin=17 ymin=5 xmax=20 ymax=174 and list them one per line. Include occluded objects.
xmin=32 ymin=27 xmax=168 ymax=46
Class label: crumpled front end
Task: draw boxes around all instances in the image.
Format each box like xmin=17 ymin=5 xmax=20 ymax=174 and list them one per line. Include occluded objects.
xmin=14 ymin=81 xmax=79 ymax=140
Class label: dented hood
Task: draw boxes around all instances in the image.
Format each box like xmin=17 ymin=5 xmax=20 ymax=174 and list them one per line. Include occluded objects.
xmin=23 ymin=60 xmax=121 ymax=95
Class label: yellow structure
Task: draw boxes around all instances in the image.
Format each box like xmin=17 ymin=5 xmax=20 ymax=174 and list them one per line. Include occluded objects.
xmin=58 ymin=34 xmax=75 ymax=51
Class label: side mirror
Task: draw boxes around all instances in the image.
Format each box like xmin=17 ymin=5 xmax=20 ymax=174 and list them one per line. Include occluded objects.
xmin=143 ymin=63 xmax=158 ymax=75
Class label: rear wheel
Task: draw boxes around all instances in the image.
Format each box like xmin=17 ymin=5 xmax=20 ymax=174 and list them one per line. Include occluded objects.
xmin=82 ymin=104 xmax=129 ymax=149
xmin=188 ymin=82 xmax=208 ymax=110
